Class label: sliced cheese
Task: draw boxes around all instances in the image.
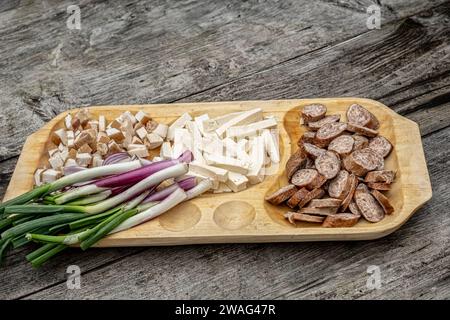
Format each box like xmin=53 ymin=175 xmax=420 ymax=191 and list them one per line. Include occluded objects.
xmin=188 ymin=162 xmax=228 ymax=182
xmin=225 ymin=171 xmax=248 ymax=193
xmin=215 ymin=108 xmax=263 ymax=138
xmin=203 ymin=111 xmax=244 ymax=133
xmin=203 ymin=154 xmax=250 ymax=175
xmin=246 ymin=136 xmax=265 ymax=184
xmin=213 ymin=183 xmax=233 ymax=194
xmin=160 ymin=141 xmax=173 ymax=159
xmin=262 ymin=129 xmax=280 ymax=163
xmin=167 ymin=112 xmax=192 ymax=141
xmin=194 ymin=114 xmax=209 ymax=136
xmin=225 ymin=118 xmax=277 ymax=139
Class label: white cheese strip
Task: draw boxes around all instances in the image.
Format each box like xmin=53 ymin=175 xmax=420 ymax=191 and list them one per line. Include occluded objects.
xmin=200 ymin=135 xmax=223 ymax=155
xmin=246 ymin=136 xmax=266 ymax=184
xmin=203 ymin=111 xmax=244 ymax=132
xmin=135 ymin=110 xmax=151 ymax=124
xmin=204 ymin=154 xmax=250 ymax=175
xmin=160 ymin=141 xmax=173 ymax=159
xmin=172 ymin=128 xmax=191 ymax=158
xmin=213 ymin=183 xmax=233 ymax=193
xmin=167 ymin=112 xmax=192 ymax=141
xmin=189 ymin=162 xmax=228 ymax=182
xmin=146 ymin=132 xmax=163 ymax=149
xmin=194 ymin=114 xmax=209 ymax=136
xmin=222 ymin=137 xmax=237 ymax=158
xmin=186 ymin=121 xmax=205 ymax=164
xmin=153 ymin=123 xmax=168 ymax=139
xmin=186 ymin=171 xmax=219 ymax=190
xmin=215 ymin=108 xmax=263 ymax=138
xmin=225 ymin=117 xmax=277 ymax=139
xmin=225 ymin=171 xmax=248 ymax=193
xmin=262 ymin=129 xmax=280 ymax=163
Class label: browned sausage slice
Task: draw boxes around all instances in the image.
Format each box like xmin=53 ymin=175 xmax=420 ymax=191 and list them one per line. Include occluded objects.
xmin=265 ymin=184 xmax=297 ymax=205
xmin=305 ymin=157 xmax=316 ymax=169
xmin=298 ymin=207 xmax=338 ymax=215
xmin=285 ymin=212 xmax=324 ymax=224
xmin=367 ymin=182 xmax=391 ymax=191
xmin=371 ymin=189 xmax=394 ymax=214
xmin=328 ymin=135 xmax=354 ymax=156
xmin=286 ymin=148 xmax=307 ymax=181
xmin=339 ymin=174 xmax=358 ymax=212
xmin=286 ymin=187 xmax=309 ymax=208
xmin=346 ymin=104 xmax=379 ymax=129
xmin=303 ymin=142 xmax=326 ymax=159
xmin=301 ymin=104 xmax=327 ymax=123
xmin=291 ymin=169 xmax=326 ymax=190
xmin=315 ymin=151 xmax=341 ymax=179
xmin=307 ymin=198 xmax=342 ymax=207
xmin=322 ymin=213 xmax=360 ymax=227
xmin=328 ymin=170 xmax=350 ymax=199
xmin=298 ymin=188 xmax=325 ymax=209
xmin=352 ymin=134 xmax=369 ymax=150
xmin=298 ymin=131 xmax=316 ymax=145
xmin=346 ymin=123 xmax=378 ymax=138
xmin=354 ymin=185 xmax=385 ymax=222
xmin=343 ymin=148 xmax=383 ymax=176
xmin=368 ymin=136 xmax=392 ymax=158
xmin=307 ymin=114 xmax=341 ymax=130
xmin=314 ymin=122 xmax=347 ymax=147
xmin=365 ymin=170 xmax=396 ymax=184
xmin=348 ymin=201 xmax=362 ymax=216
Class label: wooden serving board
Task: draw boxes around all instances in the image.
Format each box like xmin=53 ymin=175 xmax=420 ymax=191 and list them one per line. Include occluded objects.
xmin=3 ymin=98 xmax=432 ymax=245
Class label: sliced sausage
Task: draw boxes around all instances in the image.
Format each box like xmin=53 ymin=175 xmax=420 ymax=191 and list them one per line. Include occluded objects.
xmin=328 ymin=170 xmax=350 ymax=199
xmin=348 ymin=201 xmax=362 ymax=216
xmin=343 ymin=148 xmax=383 ymax=176
xmin=371 ymin=189 xmax=394 ymax=215
xmin=346 ymin=123 xmax=378 ymax=138
xmin=328 ymin=135 xmax=354 ymax=156
xmin=265 ymin=184 xmax=297 ymax=205
xmin=355 ymin=182 xmax=370 ymax=194
xmin=314 ymin=122 xmax=347 ymax=148
xmin=367 ymin=182 xmax=391 ymax=191
xmin=301 ymin=104 xmax=327 ymax=123
xmin=365 ymin=170 xmax=396 ymax=184
xmin=322 ymin=213 xmax=360 ymax=227
xmin=286 ymin=187 xmax=309 ymax=208
xmin=291 ymin=169 xmax=326 ymax=190
xmin=368 ymin=136 xmax=392 ymax=158
xmin=305 ymin=157 xmax=315 ymax=169
xmin=286 ymin=148 xmax=307 ymax=181
xmin=315 ymin=151 xmax=341 ymax=179
xmin=354 ymin=186 xmax=385 ymax=222
xmin=307 ymin=114 xmax=341 ymax=130
xmin=346 ymin=104 xmax=379 ymax=129
xmin=303 ymin=142 xmax=326 ymax=159
xmin=299 ymin=131 xmax=316 ymax=145
xmin=339 ymin=174 xmax=358 ymax=212
xmin=352 ymin=134 xmax=369 ymax=151
xmin=285 ymin=212 xmax=324 ymax=224
xmin=307 ymin=198 xmax=342 ymax=208
xmin=299 ymin=207 xmax=338 ymax=215
xmin=298 ymin=188 xmax=325 ymax=209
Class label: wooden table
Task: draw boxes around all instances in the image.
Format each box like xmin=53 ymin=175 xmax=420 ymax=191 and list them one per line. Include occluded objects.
xmin=1 ymin=0 xmax=449 ymax=299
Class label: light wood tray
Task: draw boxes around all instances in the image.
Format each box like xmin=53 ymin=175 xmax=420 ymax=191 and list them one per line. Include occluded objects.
xmin=3 ymin=98 xmax=432 ymax=245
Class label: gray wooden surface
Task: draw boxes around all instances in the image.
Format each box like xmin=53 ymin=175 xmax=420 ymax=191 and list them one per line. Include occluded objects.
xmin=1 ymin=0 xmax=449 ymax=299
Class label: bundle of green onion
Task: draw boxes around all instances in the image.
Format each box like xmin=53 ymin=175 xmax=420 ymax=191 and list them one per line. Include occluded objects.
xmin=0 ymin=151 xmax=212 ymax=267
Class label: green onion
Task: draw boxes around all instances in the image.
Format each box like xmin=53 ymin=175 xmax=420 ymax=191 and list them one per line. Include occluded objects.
xmin=30 ymin=244 xmax=67 ymax=268
xmin=0 ymin=238 xmax=12 ymax=264
xmin=26 ymin=243 xmax=58 ymax=262
xmin=0 ymin=184 xmax=51 ymax=215
xmin=66 ymin=190 xmax=112 ymax=206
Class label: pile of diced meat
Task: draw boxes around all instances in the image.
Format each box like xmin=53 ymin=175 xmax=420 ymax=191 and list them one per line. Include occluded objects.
xmin=265 ymin=103 xmax=396 ymax=228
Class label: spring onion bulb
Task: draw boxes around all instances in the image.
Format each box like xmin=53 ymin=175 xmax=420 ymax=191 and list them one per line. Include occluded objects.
xmin=142 ymin=176 xmax=196 ymax=203
xmin=185 ymin=179 xmax=213 ymax=200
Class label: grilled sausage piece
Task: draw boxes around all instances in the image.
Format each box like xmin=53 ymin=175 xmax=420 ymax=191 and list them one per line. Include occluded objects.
xmin=314 ymin=122 xmax=347 ymax=148
xmin=265 ymin=184 xmax=297 ymax=205
xmin=315 ymin=151 xmax=341 ymax=179
xmin=301 ymin=104 xmax=327 ymax=123
xmin=339 ymin=174 xmax=359 ymax=212
xmin=346 ymin=123 xmax=378 ymax=138
xmin=348 ymin=201 xmax=362 ymax=216
xmin=322 ymin=213 xmax=360 ymax=227
xmin=286 ymin=187 xmax=309 ymax=208
xmin=298 ymin=207 xmax=338 ymax=215
xmin=291 ymin=169 xmax=327 ymax=190
xmin=328 ymin=170 xmax=351 ymax=199
xmin=367 ymin=182 xmax=391 ymax=191
xmin=307 ymin=114 xmax=341 ymax=130
xmin=368 ymin=136 xmax=392 ymax=158
xmin=307 ymin=198 xmax=342 ymax=208
xmin=303 ymin=143 xmax=326 ymax=159
xmin=299 ymin=131 xmax=316 ymax=145
xmin=297 ymin=188 xmax=325 ymax=208
xmin=364 ymin=170 xmax=396 ymax=184
xmin=352 ymin=134 xmax=369 ymax=150
xmin=286 ymin=148 xmax=307 ymax=181
xmin=285 ymin=212 xmax=325 ymax=224
xmin=371 ymin=189 xmax=394 ymax=214
xmin=328 ymin=135 xmax=354 ymax=156
xmin=354 ymin=184 xmax=385 ymax=222
xmin=343 ymin=148 xmax=383 ymax=176
xmin=346 ymin=104 xmax=380 ymax=129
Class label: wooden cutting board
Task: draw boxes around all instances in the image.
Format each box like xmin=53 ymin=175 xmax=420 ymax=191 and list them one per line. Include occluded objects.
xmin=3 ymin=98 xmax=432 ymax=246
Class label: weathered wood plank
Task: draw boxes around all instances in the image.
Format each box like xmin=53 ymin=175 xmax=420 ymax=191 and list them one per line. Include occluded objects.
xmin=0 ymin=0 xmax=447 ymax=160
xmin=23 ymin=126 xmax=450 ymax=299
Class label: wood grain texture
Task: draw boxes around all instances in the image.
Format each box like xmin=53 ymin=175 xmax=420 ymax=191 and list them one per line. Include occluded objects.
xmin=3 ymin=99 xmax=432 ymax=244
xmin=0 ymin=0 xmax=449 ymax=300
